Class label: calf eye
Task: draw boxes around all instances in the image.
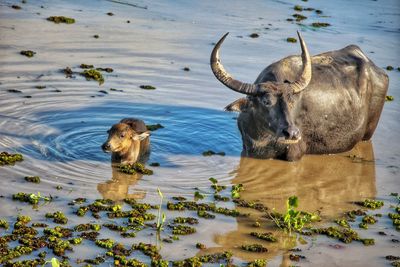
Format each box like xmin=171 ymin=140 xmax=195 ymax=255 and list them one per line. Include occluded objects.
xmin=120 ymin=132 xmax=126 ymax=138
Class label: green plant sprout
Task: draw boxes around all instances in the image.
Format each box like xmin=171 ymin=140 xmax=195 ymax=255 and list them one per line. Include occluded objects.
xmin=268 ymin=196 xmax=319 ymax=234
xmin=156 ymin=188 xmax=166 ymax=232
xmin=42 ymin=257 xmax=60 ymax=267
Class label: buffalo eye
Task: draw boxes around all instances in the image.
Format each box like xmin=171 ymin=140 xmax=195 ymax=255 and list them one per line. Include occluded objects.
xmin=120 ymin=132 xmax=126 ymax=138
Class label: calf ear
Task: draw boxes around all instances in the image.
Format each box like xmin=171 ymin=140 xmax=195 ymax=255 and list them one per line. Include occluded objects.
xmin=224 ymin=98 xmax=250 ymax=112
xmin=132 ymin=131 xmax=150 ymax=141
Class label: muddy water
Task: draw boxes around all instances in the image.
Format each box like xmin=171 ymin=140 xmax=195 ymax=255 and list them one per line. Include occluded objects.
xmin=0 ymin=0 xmax=399 ymax=266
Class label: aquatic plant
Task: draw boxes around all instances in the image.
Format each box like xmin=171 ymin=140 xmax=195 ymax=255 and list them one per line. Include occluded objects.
xmin=386 ymin=95 xmax=394 ymax=101
xmin=250 ymin=232 xmax=277 ymax=242
xmin=20 ymin=50 xmax=36 ymax=57
xmin=24 ymin=176 xmax=40 ymax=183
xmin=247 ymin=259 xmax=267 ymax=267
xmin=355 ymin=199 xmax=384 ymax=209
xmin=46 ymin=16 xmax=75 ymax=24
xmin=82 ymin=69 xmax=104 ymax=85
xmin=209 ymin=177 xmax=226 ymax=192
xmin=196 ymin=243 xmax=206 ymax=249
xmin=386 ymin=66 xmax=394 ymax=71
xmin=12 ymin=192 xmax=51 ymax=205
xmin=170 ymin=225 xmax=196 ymax=235
xmin=268 ymin=196 xmax=319 ymax=234
xmin=0 ymin=151 xmax=23 ymax=166
xmin=231 ymin=183 xmax=243 ymax=199
xmin=286 ymin=37 xmax=297 ymax=43
xmin=119 ymin=162 xmax=153 ymax=175
xmin=292 ymin=13 xmax=307 ymax=21
xmin=173 ymin=217 xmax=198 ymax=225
xmin=156 ymin=188 xmax=166 ymax=232
xmin=241 ymin=243 xmax=268 ymax=252
xmin=139 ymin=85 xmax=156 ymax=90
xmin=45 ymin=211 xmax=68 ymax=224
xmin=311 ymin=22 xmax=331 ymax=28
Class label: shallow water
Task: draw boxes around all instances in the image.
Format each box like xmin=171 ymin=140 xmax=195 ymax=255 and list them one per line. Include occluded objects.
xmin=0 ymin=0 xmax=399 ymax=266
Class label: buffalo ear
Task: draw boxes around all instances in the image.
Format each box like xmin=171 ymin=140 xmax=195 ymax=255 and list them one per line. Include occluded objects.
xmin=224 ymin=97 xmax=250 ymax=112
xmin=132 ymin=131 xmax=150 ymax=141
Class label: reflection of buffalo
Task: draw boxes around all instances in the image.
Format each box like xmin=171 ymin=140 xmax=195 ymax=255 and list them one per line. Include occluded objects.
xmin=97 ymin=166 xmax=146 ymax=202
xmin=204 ymin=142 xmax=376 ymax=262
xmin=211 ymin=32 xmax=388 ymax=161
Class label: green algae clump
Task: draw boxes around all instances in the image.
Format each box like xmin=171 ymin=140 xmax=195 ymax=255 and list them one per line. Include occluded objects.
xmin=247 ymin=259 xmax=267 ymax=267
xmin=202 ymin=150 xmax=225 ymax=156
xmin=20 ymin=50 xmax=36 ymax=58
xmin=24 ymin=176 xmax=40 ymax=183
xmin=119 ymin=162 xmax=153 ymax=175
xmin=241 ymin=243 xmax=268 ymax=253
xmin=287 ymin=37 xmax=297 ymax=43
xmin=47 ymin=16 xmax=75 ymax=24
xmin=250 ymin=232 xmax=277 ymax=242
xmin=386 ymin=95 xmax=394 ymax=101
xmin=355 ymin=199 xmax=384 ymax=209
xmin=139 ymin=85 xmax=156 ymax=90
xmin=45 ymin=211 xmax=68 ymax=224
xmin=0 ymin=152 xmax=23 ymax=166
xmin=171 ymin=225 xmax=196 ymax=235
xmin=82 ymin=69 xmax=104 ymax=85
xmin=386 ymin=66 xmax=394 ymax=71
xmin=292 ymin=13 xmax=307 ymax=21
xmin=95 ymin=238 xmax=115 ymax=249
xmin=311 ymin=22 xmax=331 ymax=28
xmin=294 ymin=5 xmax=303 ymax=11
xmin=173 ymin=217 xmax=199 ymax=225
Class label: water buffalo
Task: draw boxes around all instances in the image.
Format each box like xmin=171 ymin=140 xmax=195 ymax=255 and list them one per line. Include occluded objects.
xmin=102 ymin=118 xmax=150 ymax=164
xmin=210 ymin=32 xmax=388 ymax=161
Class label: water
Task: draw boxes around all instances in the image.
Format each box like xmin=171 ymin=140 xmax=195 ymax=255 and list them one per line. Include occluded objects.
xmin=0 ymin=0 xmax=399 ymax=266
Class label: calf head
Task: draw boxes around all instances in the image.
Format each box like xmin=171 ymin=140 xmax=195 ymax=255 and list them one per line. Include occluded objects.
xmin=211 ymin=31 xmax=312 ymax=157
xmin=102 ymin=122 xmax=149 ymax=154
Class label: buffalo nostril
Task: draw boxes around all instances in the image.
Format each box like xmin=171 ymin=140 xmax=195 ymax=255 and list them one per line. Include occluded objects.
xmin=282 ymin=126 xmax=300 ymax=140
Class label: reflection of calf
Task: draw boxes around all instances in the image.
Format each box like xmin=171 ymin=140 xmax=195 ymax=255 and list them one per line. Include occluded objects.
xmin=102 ymin=118 xmax=150 ymax=164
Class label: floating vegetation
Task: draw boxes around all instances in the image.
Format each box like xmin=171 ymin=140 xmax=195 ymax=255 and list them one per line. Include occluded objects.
xmin=12 ymin=192 xmax=50 ymax=205
xmin=93 ymin=34 xmax=99 ymax=39
xmin=0 ymin=152 xmax=23 ymax=166
xmin=107 ymin=12 xmax=114 ymax=16
xmin=355 ymin=199 xmax=384 ymax=209
xmin=247 ymin=259 xmax=267 ymax=267
xmin=209 ymin=177 xmax=226 ymax=193
xmin=386 ymin=96 xmax=394 ymax=101
xmin=315 ymin=9 xmax=323 ymax=14
xmin=80 ymin=63 xmax=94 ymax=69
xmin=172 ymin=251 xmax=232 ymax=266
xmin=7 ymin=89 xmax=22 ymax=93
xmin=362 ymin=215 xmax=377 ymax=224
xmin=11 ymin=5 xmax=22 ymax=9
xmin=0 ymin=219 xmax=9 ymax=229
xmin=214 ymin=194 xmax=229 ymax=202
xmin=194 ymin=191 xmax=205 ymax=200
xmin=139 ymin=85 xmax=156 ymax=90
xmin=150 ymin=162 xmax=160 ymax=167
xmin=63 ymin=67 xmax=73 ymax=78
xmin=46 ymin=16 xmax=75 ymax=24
xmin=311 ymin=226 xmax=362 ymax=244
xmin=170 ymin=225 xmax=196 ymax=235
xmin=231 ymin=184 xmax=243 ymax=199
xmin=35 ymin=85 xmax=46 ymax=89
xmin=82 ymin=69 xmax=104 ymax=85
xmin=386 ymin=66 xmax=394 ymax=71
xmin=292 ymin=13 xmax=307 ymax=21
xmin=196 ymin=243 xmax=206 ymax=249
xmin=197 ymin=210 xmax=215 ymax=219
xmin=96 ymin=67 xmax=113 ymax=73
xmin=233 ymin=199 xmax=268 ymax=212
xmin=45 ymin=211 xmax=68 ymax=224
xmin=361 ymin=238 xmax=375 ymax=246
xmin=183 ymin=67 xmax=190 ymax=71
xmin=249 ymin=33 xmax=259 ymax=38
xmin=95 ymin=238 xmax=115 ymax=249
xmin=146 ymin=123 xmax=164 ymax=131
xmin=250 ymin=232 xmax=277 ymax=242
xmin=110 ymin=87 xmax=123 ymax=92
xmin=335 ymin=218 xmax=350 ymax=228
xmin=119 ymin=162 xmax=153 ymax=175
xmin=241 ymin=243 xmax=268 ymax=253
xmin=267 ymin=196 xmax=319 ymax=233
xmin=20 ymin=50 xmax=36 ymax=58
xmin=202 ymin=150 xmax=225 ymax=156
xmin=173 ymin=217 xmax=199 ymax=225
xmin=287 ymin=37 xmax=297 ymax=43
xmin=311 ymin=22 xmax=331 ymax=28
xmin=294 ymin=5 xmax=303 ymax=11
xmin=24 ymin=176 xmax=40 ymax=183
